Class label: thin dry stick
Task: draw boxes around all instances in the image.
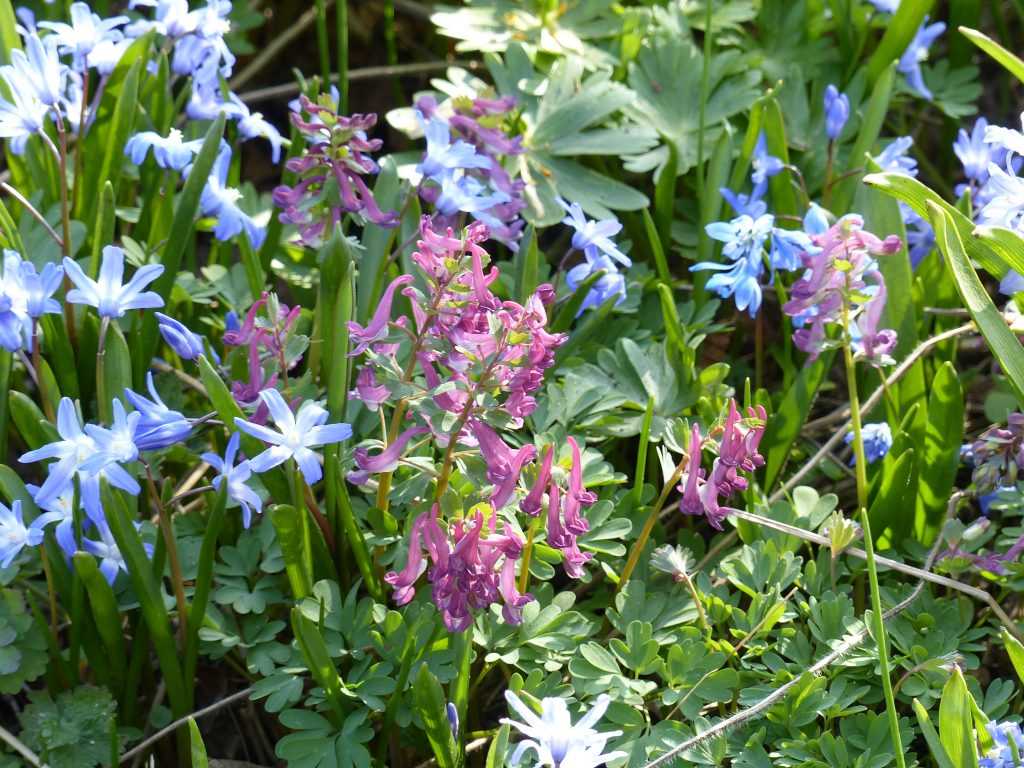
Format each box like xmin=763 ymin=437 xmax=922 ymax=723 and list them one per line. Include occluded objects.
xmin=151 ymin=359 xmax=207 ymax=397
xmin=770 ymin=323 xmax=975 ymax=503
xmin=236 ymin=60 xmax=482 ymax=104
xmin=229 ymin=2 xmax=334 ymax=91
xmin=640 ymin=493 xmax=969 ymax=768
xmin=119 ymin=686 xmax=255 ymax=764
xmin=1 ymin=182 xmax=63 ymax=248
xmin=0 ymin=725 xmax=42 ymax=767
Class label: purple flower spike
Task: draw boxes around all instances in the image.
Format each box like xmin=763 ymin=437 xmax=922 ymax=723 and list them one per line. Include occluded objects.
xmin=520 ymin=445 xmax=553 ymax=517
xmin=347 ymin=275 xmax=414 ymax=356
xmin=351 ymin=366 xmax=391 ymax=410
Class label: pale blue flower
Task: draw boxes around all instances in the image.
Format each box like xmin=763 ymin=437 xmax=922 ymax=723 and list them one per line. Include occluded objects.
xmin=902 ymin=204 xmax=934 ymax=268
xmin=26 ymin=483 xmax=79 ymax=558
xmin=0 ymin=500 xmax=54 ymax=568
xmin=978 ymin=162 xmax=1024 ymax=233
xmin=225 ymin=93 xmax=285 ymax=163
xmin=566 ymin=249 xmax=626 ymax=314
xmin=87 ymin=37 xmax=131 ymax=75
xmin=81 ymin=399 xmax=141 ymax=475
xmin=980 ymin=721 xmax=1024 ymax=768
xmin=20 ymin=397 xmax=101 ymax=505
xmin=124 ymin=373 xmax=192 ymax=451
xmin=125 ymin=128 xmax=203 ymax=170
xmin=558 ymin=199 xmax=631 ymax=267
xmin=844 ymin=421 xmax=892 ymax=464
xmin=720 ymin=186 xmax=767 ymax=218
xmin=751 ymin=132 xmax=783 ymax=186
xmin=956 ymin=117 xmax=1002 ymax=182
xmin=63 ymin=246 xmax=164 ymax=318
xmin=868 ymin=0 xmax=899 ymax=12
xmin=418 ymin=112 xmax=489 ymax=180
xmin=898 ymin=18 xmax=944 ymax=100
xmin=155 ymin=312 xmax=206 ymax=360
xmin=692 ymin=213 xmax=775 ymax=316
xmin=823 ymin=84 xmax=850 ymax=141
xmin=127 ymin=0 xmax=199 ymax=39
xmin=433 ymin=170 xmax=509 ymax=219
xmin=202 ymin=432 xmax=262 ymax=528
xmin=803 ymin=202 xmax=831 ymax=235
xmin=501 ymin=692 xmax=627 ymax=768
xmin=235 ymin=389 xmax=353 ymax=485
xmin=873 ymin=136 xmax=918 ymax=177
xmin=198 ymin=150 xmax=266 ymax=248
xmin=38 ymin=2 xmax=128 ymax=71
xmin=769 ymin=227 xmax=815 ymax=273
xmin=81 ymin=517 xmax=151 ymax=584
xmin=5 ymin=33 xmax=65 ymax=106
xmin=0 ymin=66 xmax=49 ymax=154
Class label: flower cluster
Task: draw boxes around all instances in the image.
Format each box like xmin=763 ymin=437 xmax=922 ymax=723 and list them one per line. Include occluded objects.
xmin=559 ymin=200 xmax=631 ymax=313
xmin=966 ymin=414 xmax=1024 ymax=494
xmin=0 ymin=250 xmax=63 ymax=353
xmin=980 ymin=721 xmax=1024 ymax=768
xmin=417 ymin=94 xmax=526 ymax=250
xmin=346 ymin=218 xmax=582 ymax=630
xmin=273 ymin=96 xmax=398 ymax=245
xmin=693 ymin=135 xmax=817 ymax=317
xmin=844 ymin=422 xmax=893 ymax=465
xmin=676 ymin=401 xmax=767 ymax=530
xmin=782 ymin=214 xmax=901 ymax=362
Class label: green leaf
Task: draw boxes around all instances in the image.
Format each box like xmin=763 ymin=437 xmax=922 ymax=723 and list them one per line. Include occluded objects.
xmin=188 ymin=718 xmax=209 ymax=768
xmin=19 ymin=686 xmax=117 ymax=768
xmin=835 ymin=61 xmax=897 ymax=213
xmin=184 ymin=489 xmax=227 ymax=705
xmin=938 ymin=668 xmax=979 ymax=768
xmin=551 ymin=269 xmax=609 ymax=332
xmin=1002 ymin=630 xmax=1024 ymax=685
xmin=959 ymin=26 xmax=1024 ymax=84
xmin=8 ymin=390 xmax=57 ymax=450
xmin=867 ymin=448 xmax=917 ymax=546
xmin=644 ymin=208 xmax=671 ymax=285
xmin=915 ymin=363 xmax=964 ymax=538
xmin=914 ymin=699 xmax=958 ymax=768
xmin=291 ymin=607 xmax=349 ymax=723
xmin=929 ymin=202 xmax=1024 ymax=406
xmin=0 ymin=589 xmax=46 ymax=693
xmin=514 ymin=225 xmax=540 ymax=304
xmin=485 ymin=724 xmax=510 ymax=768
xmin=412 ymin=664 xmax=458 ymax=768
xmin=273 ymin=505 xmax=313 ymax=600
xmin=72 ymin=554 xmax=127 ymax=695
xmin=100 ymin=322 xmax=132 ymax=422
xmin=972 ymin=225 xmax=1024 ymax=278
xmin=0 ymin=0 xmax=19 ymax=65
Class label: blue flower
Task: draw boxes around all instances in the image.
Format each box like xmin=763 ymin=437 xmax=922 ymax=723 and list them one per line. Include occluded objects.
xmin=769 ymin=227 xmax=815 ymax=273
xmin=235 ymin=389 xmax=353 ymax=485
xmin=867 ymin=0 xmax=900 ymax=12
xmin=901 ymin=203 xmax=934 ymax=268
xmin=81 ymin=517 xmax=151 ymax=584
xmin=955 ymin=117 xmax=1002 ymax=183
xmin=87 ymin=37 xmax=131 ymax=75
xmin=198 ymin=150 xmax=266 ymax=248
xmin=898 ymin=17 xmax=945 ymax=100
xmin=0 ymin=500 xmax=51 ymax=569
xmin=433 ymin=170 xmax=509 ymax=220
xmin=6 ymin=33 xmax=66 ymax=107
xmin=38 ymin=2 xmax=128 ymax=72
xmin=501 ymin=692 xmax=626 ymax=768
xmin=201 ymin=432 xmax=262 ymax=528
xmin=0 ymin=63 xmax=50 ymax=154
xmin=844 ymin=422 xmax=892 ymax=464
xmin=566 ymin=249 xmax=627 ymax=314
xmin=803 ymin=202 xmax=831 ymax=235
xmin=418 ymin=112 xmax=489 ymax=181
xmin=124 ymin=373 xmax=192 ymax=451
xmin=751 ymin=132 xmax=784 ymax=187
xmin=558 ymin=199 xmax=631 ymax=268
xmin=20 ymin=398 xmax=101 ymax=506
xmin=224 ymin=93 xmax=286 ymax=163
xmin=155 ymin=312 xmax=206 ymax=360
xmin=873 ymin=136 xmax=918 ymax=177
xmin=125 ymin=128 xmax=203 ymax=171
xmin=692 ymin=213 xmax=775 ymax=316
xmin=64 ymin=245 xmax=164 ymax=318
xmin=823 ymin=84 xmax=850 ymax=141
xmin=81 ymin=399 xmax=141 ymax=476
xmin=26 ymin=484 xmax=79 ymax=558
xmin=720 ymin=186 xmax=768 ymax=218
xmin=980 ymin=721 xmax=1024 ymax=768
xmin=979 ymin=162 xmax=1024 ymax=233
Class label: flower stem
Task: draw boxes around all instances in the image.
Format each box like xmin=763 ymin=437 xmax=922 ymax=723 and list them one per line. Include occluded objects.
xmin=518 ymin=516 xmax=541 ymax=594
xmin=146 ymin=469 xmax=189 ymax=649
xmin=842 ymin=297 xmax=905 ymax=768
xmin=680 ymin=572 xmax=709 ymax=635
xmin=617 ymin=456 xmax=688 ymax=591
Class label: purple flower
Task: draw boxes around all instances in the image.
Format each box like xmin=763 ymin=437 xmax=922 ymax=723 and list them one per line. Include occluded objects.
xmin=350 ymin=366 xmax=390 ymax=410
xmin=849 ymin=272 xmax=899 ymax=366
xmin=520 ymin=444 xmax=553 ymax=517
xmin=348 ymin=426 xmax=429 ymax=485
xmin=469 ymin=420 xmax=536 ymax=510
xmin=347 ymin=275 xmax=413 ymax=356
xmin=823 ymin=85 xmax=850 ymax=141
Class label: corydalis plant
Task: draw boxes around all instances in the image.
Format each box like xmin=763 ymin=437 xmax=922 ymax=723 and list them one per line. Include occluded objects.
xmin=273 ymin=95 xmax=399 ymax=245
xmin=346 ymin=217 xmax=573 ymax=631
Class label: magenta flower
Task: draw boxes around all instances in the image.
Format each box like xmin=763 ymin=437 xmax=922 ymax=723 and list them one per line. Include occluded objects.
xmin=347 ymin=275 xmax=414 ymax=356
xmin=351 ymin=366 xmax=391 ymax=410
xmin=545 ymin=482 xmax=592 ymax=578
xmin=850 ymin=272 xmax=898 ymax=366
xmin=348 ymin=426 xmax=429 ymax=485
xmin=520 ymin=445 xmax=553 ymax=517
xmin=469 ymin=420 xmax=536 ymax=510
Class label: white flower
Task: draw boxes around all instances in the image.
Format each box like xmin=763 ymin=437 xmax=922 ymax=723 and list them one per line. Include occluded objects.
xmin=501 ymin=691 xmax=627 ymax=768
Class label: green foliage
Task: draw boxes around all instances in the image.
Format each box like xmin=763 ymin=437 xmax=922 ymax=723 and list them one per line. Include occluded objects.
xmin=0 ymin=588 xmax=46 ymax=693
xmin=19 ymin=686 xmax=117 ymax=768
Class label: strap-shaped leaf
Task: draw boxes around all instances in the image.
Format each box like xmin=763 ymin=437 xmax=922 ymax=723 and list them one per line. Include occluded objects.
xmin=73 ymin=553 xmax=127 ymax=695
xmin=960 ymin=26 xmax=1024 ymax=84
xmin=413 ymin=664 xmax=458 ymax=768
xmin=928 ymin=202 xmax=1024 ymax=406
xmin=938 ymin=668 xmax=980 ymax=768
xmin=913 ymin=699 xmax=957 ymax=768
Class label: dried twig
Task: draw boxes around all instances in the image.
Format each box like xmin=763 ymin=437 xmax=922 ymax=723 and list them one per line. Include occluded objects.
xmin=0 ymin=725 xmax=42 ymax=767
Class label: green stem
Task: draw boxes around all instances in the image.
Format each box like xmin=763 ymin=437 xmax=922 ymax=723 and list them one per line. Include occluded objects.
xmin=97 ymin=316 xmax=110 ymax=421
xmin=336 ymin=0 xmax=349 ymax=112
xmin=842 ymin=298 xmax=905 ymax=768
xmin=617 ymin=456 xmax=688 ymax=591
xmin=314 ymin=0 xmax=331 ymax=85
xmin=518 ymin=515 xmax=541 ymax=594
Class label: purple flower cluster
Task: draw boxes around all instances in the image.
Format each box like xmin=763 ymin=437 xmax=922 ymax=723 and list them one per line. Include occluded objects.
xmin=676 ymin=401 xmax=767 ymax=530
xmin=967 ymin=414 xmax=1024 ymax=494
xmin=417 ymin=95 xmax=526 ymax=250
xmin=273 ymin=96 xmax=399 ymax=245
xmin=783 ymin=215 xmax=901 ymax=362
xmin=345 ymin=219 xmax=583 ymax=630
